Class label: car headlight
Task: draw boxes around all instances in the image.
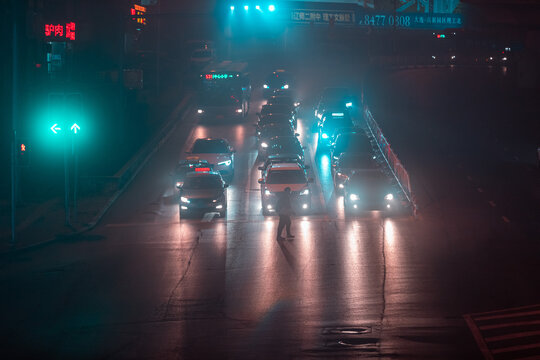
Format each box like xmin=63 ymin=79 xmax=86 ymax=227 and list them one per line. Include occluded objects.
xmin=236 ymin=108 xmax=243 ymax=113
xmin=265 ymin=189 xmax=271 ymax=196
xmin=216 ymin=205 xmax=223 ymax=209
xmin=260 ymin=142 xmax=268 ymax=148
xmin=349 ymin=194 xmax=358 ymax=201
xmin=321 ymin=133 xmax=329 ymax=139
xmin=181 ymin=196 xmax=190 ymax=203
xmin=338 ymin=184 xmax=344 ymax=189
xmin=385 ymin=193 xmax=394 ymax=201
xmin=282 ymin=84 xmax=289 ymax=89
xmin=197 ymin=109 xmax=204 ymax=114
xmin=175 ymin=181 xmax=183 ymax=188
xmin=345 ymin=102 xmax=352 ymax=108
xmin=302 ymin=203 xmax=308 ymax=209
xmin=218 ymin=160 xmax=232 ymax=166
xmin=300 ymin=189 xmax=309 ymax=195
xmin=294 ymin=102 xmax=300 ymax=107
xmin=263 ymin=84 xmax=269 ymax=89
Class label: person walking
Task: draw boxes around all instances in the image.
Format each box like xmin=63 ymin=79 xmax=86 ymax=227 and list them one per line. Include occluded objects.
xmin=276 ymin=187 xmax=294 ymax=241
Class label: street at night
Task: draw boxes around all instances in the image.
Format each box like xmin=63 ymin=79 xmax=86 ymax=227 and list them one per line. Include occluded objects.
xmin=2 ymin=1 xmax=540 ymax=359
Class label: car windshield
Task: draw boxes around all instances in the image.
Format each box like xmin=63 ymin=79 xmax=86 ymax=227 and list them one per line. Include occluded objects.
xmin=192 ymin=140 xmax=229 ymax=153
xmin=323 ymin=118 xmax=353 ymax=130
xmin=339 ymin=154 xmax=376 ymax=169
xmin=192 ymin=50 xmax=211 ymax=58
xmin=183 ymin=176 xmax=222 ymax=189
xmin=261 ymin=104 xmax=292 ymax=115
xmin=334 ymin=134 xmax=371 ymax=153
xmin=261 ymin=126 xmax=292 ymax=138
xmin=268 ymin=97 xmax=294 ymax=107
xmin=269 ymin=141 xmax=300 ymax=154
xmin=267 ymin=170 xmax=306 ymax=184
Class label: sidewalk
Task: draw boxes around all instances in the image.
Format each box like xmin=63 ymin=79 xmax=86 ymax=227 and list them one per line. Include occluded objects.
xmin=0 ymin=90 xmax=193 ymax=255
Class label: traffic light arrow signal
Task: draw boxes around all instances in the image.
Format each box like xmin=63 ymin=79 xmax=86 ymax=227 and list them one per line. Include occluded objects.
xmin=50 ymin=123 xmax=62 ymax=134
xmin=70 ymin=123 xmax=80 ymax=134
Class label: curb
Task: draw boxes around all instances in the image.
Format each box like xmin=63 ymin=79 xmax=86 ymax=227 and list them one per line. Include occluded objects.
xmin=1 ymin=94 xmax=193 ymax=256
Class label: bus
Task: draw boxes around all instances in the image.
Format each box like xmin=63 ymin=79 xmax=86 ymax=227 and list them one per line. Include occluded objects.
xmin=197 ymin=61 xmax=252 ymax=119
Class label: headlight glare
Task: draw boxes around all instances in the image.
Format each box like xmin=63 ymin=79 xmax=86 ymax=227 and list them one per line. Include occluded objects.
xmin=260 ymin=142 xmax=268 ymax=148
xmin=181 ymin=196 xmax=190 ymax=203
xmin=385 ymin=193 xmax=394 ymax=201
xmin=218 ymin=160 xmax=232 ymax=166
xmin=349 ymin=194 xmax=358 ymax=201
xmin=300 ymin=189 xmax=309 ymax=195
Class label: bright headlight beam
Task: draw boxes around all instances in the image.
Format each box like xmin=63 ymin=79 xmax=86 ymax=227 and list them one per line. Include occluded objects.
xmin=349 ymin=194 xmax=358 ymax=201
xmin=321 ymin=133 xmax=329 ymax=139
xmin=244 ymin=5 xmax=249 ymax=10
xmin=268 ymin=4 xmax=275 ymax=11
xmin=230 ymin=5 xmax=234 ymax=11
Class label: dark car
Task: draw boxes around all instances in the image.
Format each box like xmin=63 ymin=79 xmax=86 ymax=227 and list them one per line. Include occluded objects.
xmin=263 ymin=70 xmax=294 ymax=98
xmin=172 ymin=159 xmax=213 ymax=188
xmin=318 ymin=112 xmax=355 ymax=148
xmin=315 ymin=87 xmax=357 ymax=119
xmin=259 ymin=104 xmax=297 ymax=127
xmin=331 ymin=131 xmax=373 ymax=166
xmin=179 ymin=171 xmax=228 ymax=218
xmin=257 ymin=123 xmax=297 ymax=157
xmin=266 ymin=135 xmax=304 ymax=162
xmin=255 ymin=114 xmax=295 ymax=136
xmin=343 ymin=170 xmax=398 ymax=213
xmin=332 ymin=152 xmax=378 ymax=193
xmin=266 ymin=96 xmax=298 ymax=128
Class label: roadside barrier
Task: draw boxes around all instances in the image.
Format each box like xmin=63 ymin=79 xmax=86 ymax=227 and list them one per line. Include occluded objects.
xmin=364 ymin=106 xmax=418 ymax=217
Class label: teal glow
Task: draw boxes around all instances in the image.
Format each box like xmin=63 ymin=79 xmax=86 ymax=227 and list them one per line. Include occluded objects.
xmin=268 ymin=5 xmax=275 ymax=12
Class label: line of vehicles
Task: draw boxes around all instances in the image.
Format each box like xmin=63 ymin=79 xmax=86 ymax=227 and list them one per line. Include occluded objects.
xmin=173 ymin=63 xmax=407 ymax=219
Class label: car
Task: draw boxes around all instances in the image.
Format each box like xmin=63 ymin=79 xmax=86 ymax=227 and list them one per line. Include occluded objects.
xmin=258 ymin=162 xmax=312 ymax=215
xmin=259 ymin=104 xmax=297 ymax=125
xmin=314 ymin=87 xmax=357 ymax=119
xmin=330 ymin=131 xmax=373 ymax=166
xmin=179 ymin=171 xmax=228 ymax=217
xmin=263 ymin=70 xmax=294 ymax=98
xmin=258 ymin=154 xmax=308 ymax=177
xmin=186 ymin=138 xmax=235 ymax=180
xmin=190 ymin=48 xmax=215 ymax=69
xmin=266 ymin=135 xmax=304 ymax=162
xmin=255 ymin=113 xmax=295 ymax=136
xmin=343 ymin=169 xmax=398 ymax=214
xmin=332 ymin=152 xmax=378 ymax=193
xmin=172 ymin=159 xmax=214 ymax=188
xmin=318 ymin=111 xmax=355 ymax=148
xmin=265 ymin=95 xmax=298 ymax=129
xmin=257 ymin=123 xmax=298 ymax=157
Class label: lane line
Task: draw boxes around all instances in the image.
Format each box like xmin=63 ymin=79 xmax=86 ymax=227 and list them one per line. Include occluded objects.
xmin=485 ymin=330 xmax=540 ymax=343
xmin=475 ymin=309 xmax=540 ymax=321
xmin=464 ymin=314 xmax=494 ymax=360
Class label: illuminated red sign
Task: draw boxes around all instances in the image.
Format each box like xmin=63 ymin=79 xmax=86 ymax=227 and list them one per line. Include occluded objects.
xmin=131 ymin=4 xmax=147 ymax=26
xmin=195 ymin=167 xmax=211 ymax=172
xmin=45 ymin=22 xmax=76 ymax=41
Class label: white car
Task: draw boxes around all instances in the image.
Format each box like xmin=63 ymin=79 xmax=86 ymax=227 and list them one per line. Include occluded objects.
xmin=186 ymin=138 xmax=235 ymax=180
xmin=258 ymin=162 xmax=312 ymax=216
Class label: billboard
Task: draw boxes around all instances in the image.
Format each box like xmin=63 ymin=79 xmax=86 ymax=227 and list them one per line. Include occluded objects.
xmin=287 ymin=0 xmax=465 ymax=29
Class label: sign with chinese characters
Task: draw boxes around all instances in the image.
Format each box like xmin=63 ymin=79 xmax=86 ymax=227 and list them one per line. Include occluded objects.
xmin=357 ymin=0 xmax=464 ymax=29
xmin=131 ymin=4 xmax=147 ymax=26
xmin=44 ymin=22 xmax=76 ymax=41
xmin=358 ymin=13 xmax=463 ymax=29
xmin=290 ymin=9 xmax=355 ymax=25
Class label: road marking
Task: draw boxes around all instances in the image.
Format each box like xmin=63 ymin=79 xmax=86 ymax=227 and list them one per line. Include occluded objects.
xmin=488 ymin=201 xmax=496 ymax=207
xmin=502 ymin=216 xmax=510 ymax=223
xmin=485 ymin=330 xmax=540 ymax=343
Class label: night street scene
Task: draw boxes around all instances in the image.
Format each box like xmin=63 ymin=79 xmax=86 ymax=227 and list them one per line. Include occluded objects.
xmin=2 ymin=0 xmax=540 ymax=358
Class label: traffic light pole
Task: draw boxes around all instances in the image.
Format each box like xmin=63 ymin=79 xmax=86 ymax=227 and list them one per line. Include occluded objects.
xmin=64 ymin=133 xmax=70 ymax=227
xmin=72 ymin=135 xmax=78 ymax=223
xmin=10 ymin=0 xmax=21 ymax=245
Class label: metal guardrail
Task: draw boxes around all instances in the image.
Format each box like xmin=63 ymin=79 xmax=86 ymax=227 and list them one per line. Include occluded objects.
xmin=363 ymin=106 xmax=418 ymax=217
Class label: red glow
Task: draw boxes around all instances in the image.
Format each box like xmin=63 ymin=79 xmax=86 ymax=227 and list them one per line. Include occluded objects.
xmin=205 ymin=74 xmax=213 ymax=80
xmin=35 ymin=63 xmax=42 ymax=68
xmin=44 ymin=22 xmax=76 ymax=40
xmin=195 ymin=168 xmax=211 ymax=172
xmin=20 ymin=144 xmax=26 ymax=152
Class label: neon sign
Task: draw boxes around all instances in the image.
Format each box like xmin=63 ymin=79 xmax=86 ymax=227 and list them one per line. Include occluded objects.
xmin=44 ymin=22 xmax=76 ymax=40
xmin=204 ymin=73 xmax=235 ymax=80
xmin=131 ymin=4 xmax=147 ymax=26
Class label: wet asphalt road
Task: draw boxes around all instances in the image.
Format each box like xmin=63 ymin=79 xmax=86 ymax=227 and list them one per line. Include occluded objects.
xmin=1 ymin=49 xmax=539 ymax=359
